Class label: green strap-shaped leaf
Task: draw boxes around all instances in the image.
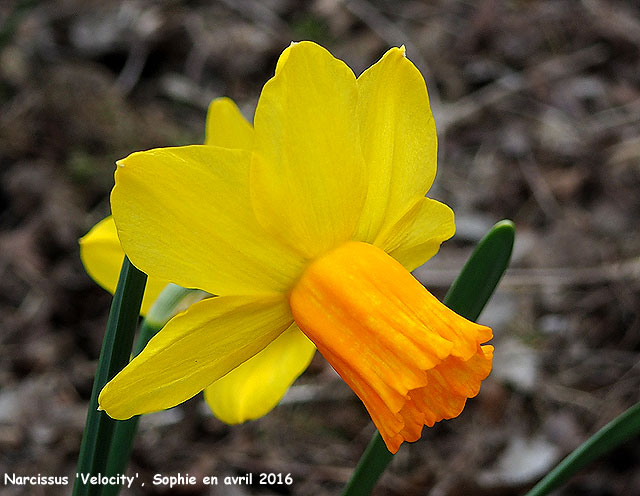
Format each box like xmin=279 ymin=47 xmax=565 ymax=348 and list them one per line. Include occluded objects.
xmin=100 ymin=320 xmax=159 ymax=496
xmin=443 ymin=219 xmax=515 ymax=320
xmin=342 ymin=219 xmax=515 ymax=496
xmin=73 ymin=257 xmax=147 ymax=496
xmin=525 ymin=400 xmax=640 ymax=496
xmin=102 ymin=285 xmax=204 ymax=496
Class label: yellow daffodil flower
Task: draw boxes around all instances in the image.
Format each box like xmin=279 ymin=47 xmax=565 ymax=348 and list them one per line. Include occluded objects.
xmin=95 ymin=41 xmax=493 ymax=454
xmin=80 ymin=215 xmax=169 ymax=316
xmin=80 ymin=97 xmax=305 ymax=424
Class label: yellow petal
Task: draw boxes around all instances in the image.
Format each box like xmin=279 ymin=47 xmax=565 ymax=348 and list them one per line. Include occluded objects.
xmin=205 ymin=97 xmax=254 ymax=149
xmin=99 ymin=295 xmax=293 ymax=419
xmin=251 ymin=41 xmax=367 ymax=258
xmin=274 ymin=42 xmax=293 ymax=75
xmin=289 ymin=241 xmax=492 ymax=453
xmin=79 ymin=216 xmax=169 ymax=316
xmin=354 ymin=47 xmax=438 ymax=243
xmin=203 ymin=322 xmax=315 ymax=424
xmin=378 ymin=197 xmax=456 ymax=272
xmin=111 ymin=145 xmax=304 ymax=296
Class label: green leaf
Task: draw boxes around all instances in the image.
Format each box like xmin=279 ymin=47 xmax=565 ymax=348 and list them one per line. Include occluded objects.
xmin=525 ymin=401 xmax=640 ymax=496
xmin=73 ymin=257 xmax=147 ymax=496
xmin=101 ymin=320 xmax=159 ymax=496
xmin=102 ymin=285 xmax=205 ymax=496
xmin=342 ymin=219 xmax=515 ymax=496
xmin=444 ymin=219 xmax=515 ymax=321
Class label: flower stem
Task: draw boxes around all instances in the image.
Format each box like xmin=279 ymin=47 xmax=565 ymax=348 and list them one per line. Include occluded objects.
xmin=73 ymin=257 xmax=147 ymax=496
xmin=341 ymin=432 xmax=393 ymax=496
xmin=341 ymin=220 xmax=515 ymax=496
xmin=100 ymin=320 xmax=157 ymax=496
xmin=102 ymin=284 xmax=207 ymax=496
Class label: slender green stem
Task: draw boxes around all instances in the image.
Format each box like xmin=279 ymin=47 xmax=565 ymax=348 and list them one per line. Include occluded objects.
xmin=102 ymin=285 xmax=206 ymax=496
xmin=73 ymin=257 xmax=147 ymax=496
xmin=342 ymin=220 xmax=515 ymax=496
xmin=341 ymin=433 xmax=394 ymax=496
xmin=525 ymin=401 xmax=640 ymax=496
xmin=101 ymin=320 xmax=157 ymax=496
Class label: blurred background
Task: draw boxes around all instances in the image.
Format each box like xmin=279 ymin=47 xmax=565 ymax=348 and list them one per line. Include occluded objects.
xmin=1 ymin=0 xmax=639 ymax=494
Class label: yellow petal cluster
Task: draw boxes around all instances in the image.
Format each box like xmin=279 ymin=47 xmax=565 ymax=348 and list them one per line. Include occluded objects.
xmin=86 ymin=41 xmax=491 ymax=453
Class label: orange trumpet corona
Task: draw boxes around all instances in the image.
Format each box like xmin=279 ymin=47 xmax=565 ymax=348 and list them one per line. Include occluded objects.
xmin=289 ymin=241 xmax=494 ymax=453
